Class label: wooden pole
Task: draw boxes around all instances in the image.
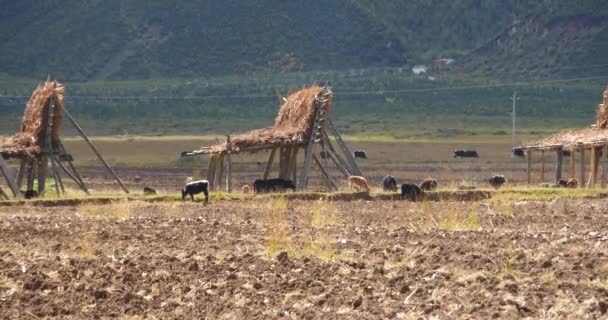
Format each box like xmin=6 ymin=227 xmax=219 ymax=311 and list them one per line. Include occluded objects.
xmin=540 ymin=150 xmax=545 ymax=182
xmin=569 ymin=149 xmax=575 ymax=179
xmin=215 ymin=156 xmax=224 ymax=192
xmin=526 ymin=150 xmax=532 ymax=185
xmin=263 ymin=148 xmax=277 ymax=179
xmin=313 ymin=154 xmax=337 ymax=191
xmin=16 ymin=158 xmax=26 ymax=191
xmin=322 ymin=132 xmax=353 ymax=174
xmin=207 ymin=156 xmax=216 ymax=190
xmin=226 ymin=136 xmax=232 ymax=193
xmin=603 ymin=145 xmax=608 ymax=188
xmin=591 ymin=146 xmax=600 ymax=187
xmin=580 ymin=148 xmax=586 ymax=188
xmin=0 ymin=154 xmax=20 ymax=198
xmin=26 ymin=159 xmax=36 ymax=193
xmin=555 ymin=147 xmax=563 ymax=182
xmin=63 ymin=108 xmax=129 ymax=194
xmin=37 ymin=156 xmax=49 ymax=195
xmin=56 ymin=139 xmax=89 ymax=194
xmin=44 ymin=82 xmax=62 ymax=197
xmin=326 ymin=119 xmax=362 ymax=176
xmin=291 ymin=147 xmax=298 ymax=184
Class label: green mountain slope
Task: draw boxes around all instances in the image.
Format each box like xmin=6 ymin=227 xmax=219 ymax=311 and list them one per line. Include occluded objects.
xmin=3 ymin=1 xmax=607 ymax=81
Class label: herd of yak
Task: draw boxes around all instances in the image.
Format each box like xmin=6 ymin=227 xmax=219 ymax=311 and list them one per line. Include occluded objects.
xmin=172 ymin=148 xmax=582 ymax=203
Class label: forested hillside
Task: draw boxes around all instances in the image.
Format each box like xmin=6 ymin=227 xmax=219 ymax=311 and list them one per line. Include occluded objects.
xmin=1 ymin=0 xmax=606 ymax=81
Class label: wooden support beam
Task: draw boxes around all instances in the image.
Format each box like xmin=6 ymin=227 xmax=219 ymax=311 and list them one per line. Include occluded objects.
xmin=603 ymin=145 xmax=608 ymax=188
xmin=326 ymin=119 xmax=362 ymax=176
xmin=322 ymin=132 xmax=353 ymax=174
xmin=263 ymin=148 xmax=277 ymax=179
xmin=207 ymin=156 xmax=216 ymax=190
xmin=56 ymin=139 xmax=89 ymax=194
xmin=590 ymin=146 xmax=600 ymax=187
xmin=569 ymin=149 xmax=575 ymax=179
xmin=278 ymin=147 xmax=291 ymax=180
xmin=555 ymin=147 xmax=563 ymax=182
xmin=313 ymin=154 xmax=337 ymax=191
xmin=580 ymin=148 xmax=586 ymax=188
xmin=540 ymin=150 xmax=545 ymax=182
xmin=298 ymin=103 xmax=323 ymax=189
xmin=225 ymin=135 xmax=232 ymax=193
xmin=63 ymin=108 xmax=129 ymax=194
xmin=214 ymin=156 xmax=224 ymax=192
xmin=26 ymin=159 xmax=36 ymax=193
xmin=37 ymin=156 xmax=49 ymax=195
xmin=526 ymin=150 xmax=532 ymax=185
xmin=0 ymin=154 xmax=20 ymax=198
xmin=291 ymin=147 xmax=298 ymax=184
xmin=16 ymin=158 xmax=26 ymax=191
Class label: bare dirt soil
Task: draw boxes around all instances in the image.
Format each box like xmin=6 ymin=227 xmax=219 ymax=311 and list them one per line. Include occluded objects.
xmin=1 ymin=198 xmax=608 ymax=319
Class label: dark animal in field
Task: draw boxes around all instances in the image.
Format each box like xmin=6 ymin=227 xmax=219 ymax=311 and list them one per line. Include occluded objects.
xmin=420 ymin=178 xmax=438 ymax=191
xmin=23 ymin=190 xmax=38 ymax=199
xmin=401 ymin=183 xmax=423 ymax=201
xmin=348 ymin=176 xmax=370 ymax=193
xmin=353 ymin=150 xmax=367 ymax=159
xmin=562 ymin=150 xmax=571 ymax=157
xmin=512 ymin=148 xmax=525 ymax=158
xmin=489 ymin=175 xmax=507 ymax=189
xmin=182 ymin=180 xmax=209 ymax=202
xmin=454 ymin=150 xmax=479 ymax=158
xmin=382 ymin=175 xmax=398 ymax=192
xmin=319 ymin=151 xmax=330 ymax=159
xmin=58 ymin=153 xmax=74 ymax=162
xmin=253 ymin=179 xmax=296 ymax=194
xmin=557 ymin=179 xmax=568 ymax=187
xmin=143 ymin=187 xmax=157 ymax=195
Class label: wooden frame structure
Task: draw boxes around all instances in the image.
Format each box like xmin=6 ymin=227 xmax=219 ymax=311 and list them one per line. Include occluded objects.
xmin=182 ymin=86 xmax=362 ymax=192
xmin=0 ymin=81 xmax=129 ymax=199
xmin=518 ymin=141 xmax=607 ymax=188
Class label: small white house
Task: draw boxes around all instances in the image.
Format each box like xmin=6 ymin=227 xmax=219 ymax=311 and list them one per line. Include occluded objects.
xmin=412 ymin=65 xmax=428 ymax=75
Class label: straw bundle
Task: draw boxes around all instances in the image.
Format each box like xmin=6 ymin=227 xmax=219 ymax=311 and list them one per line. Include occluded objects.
xmin=20 ymin=80 xmax=64 ymax=143
xmin=210 ymin=85 xmax=332 ymax=154
xmin=0 ymin=81 xmax=64 ymax=158
xmin=596 ymin=86 xmax=608 ymax=129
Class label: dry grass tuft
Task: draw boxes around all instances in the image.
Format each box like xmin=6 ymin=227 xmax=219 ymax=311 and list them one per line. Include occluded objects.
xmin=77 ymin=199 xmax=131 ymax=220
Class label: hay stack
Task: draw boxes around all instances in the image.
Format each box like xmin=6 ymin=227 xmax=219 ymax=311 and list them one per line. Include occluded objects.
xmin=0 ymin=80 xmax=64 ymax=158
xmin=20 ymin=81 xmax=64 ymax=143
xmin=210 ymin=85 xmax=332 ymax=154
xmin=596 ymin=86 xmax=608 ymax=129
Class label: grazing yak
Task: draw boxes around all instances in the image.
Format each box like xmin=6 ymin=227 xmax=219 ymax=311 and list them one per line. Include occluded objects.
xmin=557 ymin=178 xmax=578 ymax=188
xmin=382 ymin=175 xmax=398 ymax=192
xmin=242 ymin=184 xmax=251 ymax=194
xmin=401 ymin=183 xmax=423 ymax=201
xmin=182 ymin=180 xmax=209 ymax=203
xmin=454 ymin=150 xmax=479 ymax=158
xmin=512 ymin=148 xmax=525 ymax=158
xmin=23 ymin=190 xmax=39 ymax=199
xmin=253 ymin=179 xmax=296 ymax=194
xmin=353 ymin=150 xmax=368 ymax=159
xmin=420 ymin=178 xmax=438 ymax=191
xmin=489 ymin=175 xmax=507 ymax=189
xmin=143 ymin=187 xmax=157 ymax=195
xmin=348 ymin=176 xmax=370 ymax=193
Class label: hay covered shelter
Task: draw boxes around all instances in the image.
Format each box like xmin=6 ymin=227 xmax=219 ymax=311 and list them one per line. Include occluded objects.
xmin=183 ymin=85 xmax=363 ymax=191
xmin=0 ymin=80 xmax=128 ymax=198
xmin=518 ymin=85 xmax=608 ymax=187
